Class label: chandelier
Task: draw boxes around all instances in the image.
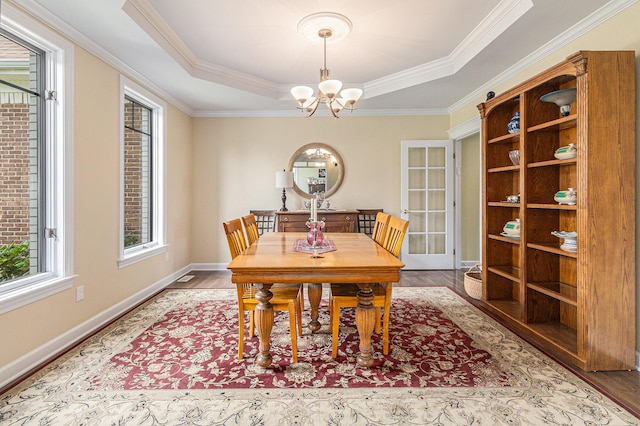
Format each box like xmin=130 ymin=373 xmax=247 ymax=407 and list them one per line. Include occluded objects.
xmin=290 ymin=13 xmax=362 ymax=118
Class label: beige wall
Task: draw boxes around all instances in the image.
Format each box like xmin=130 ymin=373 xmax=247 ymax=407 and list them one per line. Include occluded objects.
xmin=460 ymin=133 xmax=481 ymax=262
xmin=191 ymin=116 xmax=451 ymax=265
xmin=0 ymin=47 xmax=193 ymax=368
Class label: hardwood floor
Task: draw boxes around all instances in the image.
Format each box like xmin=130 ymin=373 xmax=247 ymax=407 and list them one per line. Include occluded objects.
xmin=168 ymin=269 xmax=640 ymax=418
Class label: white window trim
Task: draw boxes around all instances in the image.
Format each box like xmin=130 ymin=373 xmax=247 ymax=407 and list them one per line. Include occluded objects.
xmin=0 ymin=3 xmax=75 ymax=314
xmin=118 ymin=76 xmax=167 ymax=268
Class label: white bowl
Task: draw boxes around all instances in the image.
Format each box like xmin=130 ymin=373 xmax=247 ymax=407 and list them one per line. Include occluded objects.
xmin=540 ymin=88 xmax=577 ymax=116
xmin=552 ymin=231 xmax=577 ymax=252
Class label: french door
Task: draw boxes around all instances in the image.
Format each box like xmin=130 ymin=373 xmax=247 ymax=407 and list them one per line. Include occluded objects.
xmin=400 ymin=140 xmax=455 ymax=269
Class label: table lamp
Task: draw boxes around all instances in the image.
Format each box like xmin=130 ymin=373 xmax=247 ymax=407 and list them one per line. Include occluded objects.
xmin=275 ymin=169 xmax=294 ymax=211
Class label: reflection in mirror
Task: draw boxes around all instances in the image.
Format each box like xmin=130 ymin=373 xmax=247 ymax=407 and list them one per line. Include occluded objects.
xmin=287 ymin=143 xmax=344 ymax=199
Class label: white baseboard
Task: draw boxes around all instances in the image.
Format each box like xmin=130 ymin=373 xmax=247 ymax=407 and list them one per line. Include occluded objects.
xmin=190 ymin=262 xmax=227 ymax=271
xmin=0 ymin=265 xmax=191 ymax=389
xmin=636 ymin=351 xmax=640 ymax=371
xmin=459 ymin=261 xmax=480 ymax=269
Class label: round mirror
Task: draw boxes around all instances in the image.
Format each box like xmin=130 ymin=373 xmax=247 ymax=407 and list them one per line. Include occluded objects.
xmin=287 ymin=143 xmax=344 ymax=199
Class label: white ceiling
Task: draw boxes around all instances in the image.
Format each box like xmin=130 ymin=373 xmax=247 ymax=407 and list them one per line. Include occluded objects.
xmin=13 ymin=0 xmax=625 ymax=116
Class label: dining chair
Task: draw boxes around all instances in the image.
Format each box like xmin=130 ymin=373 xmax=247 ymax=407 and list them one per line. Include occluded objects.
xmin=371 ymin=212 xmax=391 ymax=245
xmin=242 ymin=214 xmax=305 ymax=311
xmin=356 ymin=209 xmax=383 ymax=236
xmin=249 ymin=209 xmax=277 ymax=235
xmin=241 ymin=214 xmax=260 ymax=245
xmin=329 ymin=214 xmax=408 ymax=358
xmin=223 ymin=218 xmax=303 ymax=362
xmin=382 ymin=215 xmax=409 ymax=257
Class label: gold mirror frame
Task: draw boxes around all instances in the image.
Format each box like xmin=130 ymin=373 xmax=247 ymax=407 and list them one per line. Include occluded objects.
xmin=287 ymin=143 xmax=344 ymax=199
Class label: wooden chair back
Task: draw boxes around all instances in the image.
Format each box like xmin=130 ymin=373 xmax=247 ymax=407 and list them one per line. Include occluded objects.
xmin=371 ymin=212 xmax=391 ymax=245
xmin=223 ymin=218 xmax=247 ymax=259
xmin=357 ymin=209 xmax=383 ymax=236
xmin=242 ymin=214 xmax=260 ymax=245
xmin=249 ymin=209 xmax=277 ymax=234
xmin=383 ymin=216 xmax=409 ymax=257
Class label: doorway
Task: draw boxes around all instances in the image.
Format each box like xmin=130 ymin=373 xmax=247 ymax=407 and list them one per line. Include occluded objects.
xmin=400 ymin=140 xmax=454 ymax=269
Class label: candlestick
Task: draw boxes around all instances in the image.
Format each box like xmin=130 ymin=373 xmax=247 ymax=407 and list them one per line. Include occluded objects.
xmin=312 ymin=196 xmax=317 ymax=222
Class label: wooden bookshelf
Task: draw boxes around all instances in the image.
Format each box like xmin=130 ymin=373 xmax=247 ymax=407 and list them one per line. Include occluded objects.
xmin=477 ymin=51 xmax=636 ymax=371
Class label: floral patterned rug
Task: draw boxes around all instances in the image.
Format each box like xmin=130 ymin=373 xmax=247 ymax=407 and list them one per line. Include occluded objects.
xmin=87 ymin=295 xmax=516 ymax=390
xmin=1 ymin=287 xmax=637 ymax=425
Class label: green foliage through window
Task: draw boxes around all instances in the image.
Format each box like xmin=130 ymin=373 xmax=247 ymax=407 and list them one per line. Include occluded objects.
xmin=0 ymin=241 xmax=30 ymax=281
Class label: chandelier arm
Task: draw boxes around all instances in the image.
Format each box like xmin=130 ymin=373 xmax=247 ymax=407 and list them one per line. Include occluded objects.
xmin=328 ymin=99 xmax=340 ymax=118
xmin=305 ymin=98 xmax=321 ymax=118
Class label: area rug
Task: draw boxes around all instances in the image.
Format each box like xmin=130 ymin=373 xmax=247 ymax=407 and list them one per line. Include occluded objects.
xmin=87 ymin=294 xmax=516 ymax=390
xmin=0 ymin=287 xmax=637 ymax=425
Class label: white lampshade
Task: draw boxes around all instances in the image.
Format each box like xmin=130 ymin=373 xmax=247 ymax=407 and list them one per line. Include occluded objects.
xmin=318 ymin=79 xmax=342 ymax=98
xmin=291 ymin=86 xmax=314 ymax=102
xmin=340 ymin=88 xmax=362 ymax=103
xmin=275 ymin=170 xmax=294 ymax=188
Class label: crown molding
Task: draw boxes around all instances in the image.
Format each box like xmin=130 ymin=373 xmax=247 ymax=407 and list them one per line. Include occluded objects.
xmin=11 ymin=0 xmax=195 ymax=116
xmin=10 ymin=0 xmax=636 ymax=118
xmin=125 ymin=0 xmax=533 ymax=102
xmin=448 ymin=0 xmax=639 ymax=115
xmin=448 ymin=116 xmax=481 ymax=140
xmin=364 ymin=0 xmax=532 ymax=98
xmin=194 ymin=108 xmax=448 ymax=118
xmin=124 ymin=0 xmax=281 ymax=99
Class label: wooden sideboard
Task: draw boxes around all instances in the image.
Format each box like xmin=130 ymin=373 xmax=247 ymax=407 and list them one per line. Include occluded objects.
xmin=276 ymin=210 xmax=358 ymax=233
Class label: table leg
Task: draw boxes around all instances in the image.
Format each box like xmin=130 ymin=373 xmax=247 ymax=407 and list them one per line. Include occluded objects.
xmin=355 ymin=284 xmax=376 ymax=368
xmin=307 ymin=283 xmax=322 ymax=332
xmin=254 ymin=284 xmax=274 ymax=367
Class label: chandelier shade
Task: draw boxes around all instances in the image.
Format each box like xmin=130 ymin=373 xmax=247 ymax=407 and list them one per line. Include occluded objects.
xmin=291 ymin=86 xmax=314 ymax=103
xmin=291 ymin=13 xmax=362 ymax=118
xmin=318 ymin=79 xmax=342 ymax=98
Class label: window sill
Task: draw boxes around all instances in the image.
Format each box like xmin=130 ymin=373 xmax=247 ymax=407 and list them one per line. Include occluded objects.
xmin=0 ymin=275 xmax=76 ymax=315
xmin=118 ymin=243 xmax=168 ymax=269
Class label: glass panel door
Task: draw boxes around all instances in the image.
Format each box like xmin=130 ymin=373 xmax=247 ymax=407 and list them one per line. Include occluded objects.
xmin=401 ymin=140 xmax=454 ymax=269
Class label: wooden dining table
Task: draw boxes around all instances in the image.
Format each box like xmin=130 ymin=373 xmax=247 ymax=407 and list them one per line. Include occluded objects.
xmin=227 ymin=232 xmax=404 ymax=368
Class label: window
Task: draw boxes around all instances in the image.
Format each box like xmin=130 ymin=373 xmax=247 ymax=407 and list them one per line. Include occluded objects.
xmin=119 ymin=77 xmax=166 ymax=267
xmin=124 ymin=97 xmax=152 ymax=249
xmin=0 ymin=4 xmax=73 ymax=314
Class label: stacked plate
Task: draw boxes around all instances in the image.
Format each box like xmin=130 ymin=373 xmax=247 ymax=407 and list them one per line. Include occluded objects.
xmin=551 ymin=231 xmax=577 ymax=253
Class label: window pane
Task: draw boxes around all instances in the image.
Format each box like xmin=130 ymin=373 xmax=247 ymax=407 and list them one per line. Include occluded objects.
xmin=408 ymin=190 xmax=425 ymax=211
xmin=428 ymin=234 xmax=446 ymax=254
xmin=408 ymin=212 xmax=426 ymax=233
xmin=0 ymin=34 xmax=41 ymax=284
xmin=408 ymin=147 xmax=425 ymax=167
xmin=428 ymin=147 xmax=446 ymax=167
xmin=408 ymin=234 xmax=426 ymax=254
xmin=428 ymin=190 xmax=446 ymax=210
xmin=427 ymin=169 xmax=445 ymax=189
xmin=124 ymin=98 xmax=152 ymax=249
xmin=408 ymin=169 xmax=425 ymax=189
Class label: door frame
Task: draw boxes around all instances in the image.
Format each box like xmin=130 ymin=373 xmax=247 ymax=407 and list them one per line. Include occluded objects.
xmin=448 ymin=116 xmax=482 ymax=269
